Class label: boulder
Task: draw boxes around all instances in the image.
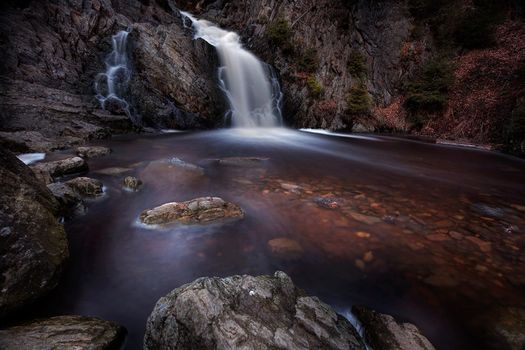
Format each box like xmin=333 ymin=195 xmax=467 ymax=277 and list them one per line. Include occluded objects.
xmin=123 ymin=176 xmax=143 ymax=191
xmin=76 ymin=146 xmax=112 ymax=159
xmin=65 ymin=177 xmax=104 ymax=197
xmin=47 ymin=182 xmax=83 ymax=213
xmin=140 ymin=197 xmax=244 ymax=225
xmin=31 ymin=157 xmax=88 ymax=184
xmin=0 ymin=315 xmax=126 ymax=350
xmin=144 ymin=271 xmax=365 ymax=349
xmin=352 ymin=305 xmax=435 ymax=350
xmin=0 ymin=148 xmax=68 ymax=318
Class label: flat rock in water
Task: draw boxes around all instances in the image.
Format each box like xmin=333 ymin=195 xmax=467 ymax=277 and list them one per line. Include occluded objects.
xmin=0 ymin=148 xmax=68 ymax=317
xmin=95 ymin=167 xmax=132 ymax=176
xmin=144 ymin=271 xmax=365 ymax=350
xmin=31 ymin=156 xmax=88 ymax=184
xmin=76 ymin=146 xmax=111 ymax=158
xmin=352 ymin=305 xmax=436 ymax=350
xmin=0 ymin=315 xmax=126 ymax=350
xmin=65 ymin=177 xmax=104 ymax=197
xmin=140 ymin=197 xmax=243 ymax=225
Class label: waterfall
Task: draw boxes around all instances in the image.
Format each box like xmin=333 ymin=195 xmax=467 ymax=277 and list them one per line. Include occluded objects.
xmin=95 ymin=30 xmax=138 ymax=124
xmin=181 ymin=12 xmax=283 ymax=128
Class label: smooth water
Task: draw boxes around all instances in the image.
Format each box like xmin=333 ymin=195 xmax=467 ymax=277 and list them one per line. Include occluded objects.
xmin=24 ymin=129 xmax=525 ymax=349
xmin=95 ymin=30 xmax=136 ymax=123
xmin=181 ymin=12 xmax=283 ymax=127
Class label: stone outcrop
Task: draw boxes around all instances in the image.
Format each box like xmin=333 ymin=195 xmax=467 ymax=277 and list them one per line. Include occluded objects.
xmin=0 ymin=315 xmax=126 ymax=350
xmin=144 ymin=271 xmax=365 ymax=349
xmin=352 ymin=305 xmax=436 ymax=350
xmin=0 ymin=148 xmax=68 ymax=318
xmin=31 ymin=157 xmax=88 ymax=184
xmin=140 ymin=197 xmax=244 ymax=225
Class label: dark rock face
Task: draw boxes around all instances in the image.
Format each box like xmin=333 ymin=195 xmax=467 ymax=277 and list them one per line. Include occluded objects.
xmin=0 ymin=0 xmax=225 ymax=151
xmin=352 ymin=305 xmax=435 ymax=350
xmin=0 ymin=148 xmax=68 ymax=318
xmin=144 ymin=271 xmax=365 ymax=349
xmin=0 ymin=315 xmax=126 ymax=350
xmin=140 ymin=196 xmax=244 ymax=225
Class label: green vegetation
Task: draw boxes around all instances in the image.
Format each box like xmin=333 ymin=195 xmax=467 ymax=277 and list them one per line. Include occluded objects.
xmin=306 ymin=76 xmax=324 ymax=98
xmin=348 ymin=50 xmax=367 ymax=79
xmin=298 ymin=48 xmax=318 ymax=73
xmin=346 ymin=83 xmax=372 ymax=116
xmin=404 ymin=59 xmax=454 ymax=113
xmin=266 ymin=18 xmax=292 ymax=49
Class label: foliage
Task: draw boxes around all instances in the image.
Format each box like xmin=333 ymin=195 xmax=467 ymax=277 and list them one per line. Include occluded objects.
xmin=298 ymin=48 xmax=319 ymax=73
xmin=346 ymin=83 xmax=372 ymax=116
xmin=266 ymin=18 xmax=292 ymax=48
xmin=306 ymin=76 xmax=324 ymax=98
xmin=348 ymin=50 xmax=367 ymax=79
xmin=404 ymin=59 xmax=454 ymax=113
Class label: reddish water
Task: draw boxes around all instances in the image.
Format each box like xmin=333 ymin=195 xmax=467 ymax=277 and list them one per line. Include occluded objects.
xmin=30 ymin=129 xmax=525 ymax=349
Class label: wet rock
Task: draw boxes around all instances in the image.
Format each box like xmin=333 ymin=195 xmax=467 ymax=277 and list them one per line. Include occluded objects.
xmin=471 ymin=307 xmax=525 ymax=350
xmin=47 ymin=182 xmax=83 ymax=212
xmin=95 ymin=167 xmax=133 ymax=176
xmin=144 ymin=271 xmax=365 ymax=350
xmin=352 ymin=306 xmax=436 ymax=350
xmin=123 ymin=176 xmax=143 ymax=191
xmin=0 ymin=148 xmax=68 ymax=317
xmin=314 ymin=197 xmax=341 ymax=209
xmin=0 ymin=315 xmax=126 ymax=350
xmin=31 ymin=157 xmax=88 ymax=184
xmin=355 ymin=231 xmax=371 ymax=238
xmin=65 ymin=177 xmax=104 ymax=197
xmin=76 ymin=146 xmax=111 ymax=159
xmin=280 ymin=182 xmax=302 ymax=193
xmin=267 ymin=237 xmax=304 ymax=260
xmin=140 ymin=197 xmax=244 ymax=225
xmin=0 ymin=131 xmax=62 ymax=153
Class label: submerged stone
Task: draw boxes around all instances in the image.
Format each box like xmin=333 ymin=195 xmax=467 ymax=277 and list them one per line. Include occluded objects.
xmin=267 ymin=237 xmax=304 ymax=260
xmin=144 ymin=271 xmax=365 ymax=350
xmin=139 ymin=197 xmax=244 ymax=225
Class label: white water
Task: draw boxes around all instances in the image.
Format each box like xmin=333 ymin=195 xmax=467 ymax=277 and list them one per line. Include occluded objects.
xmin=181 ymin=12 xmax=283 ymax=128
xmin=95 ymin=30 xmax=137 ymax=123
xmin=16 ymin=153 xmax=45 ymax=165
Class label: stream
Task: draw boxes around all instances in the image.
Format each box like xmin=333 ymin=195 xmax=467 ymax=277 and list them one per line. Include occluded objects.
xmin=28 ymin=128 xmax=525 ymax=349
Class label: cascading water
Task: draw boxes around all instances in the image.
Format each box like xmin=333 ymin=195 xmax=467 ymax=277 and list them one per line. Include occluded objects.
xmin=181 ymin=12 xmax=283 ymax=128
xmin=95 ymin=30 xmax=138 ymax=124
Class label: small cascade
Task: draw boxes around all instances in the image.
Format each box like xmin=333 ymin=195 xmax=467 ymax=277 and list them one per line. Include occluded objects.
xmin=95 ymin=30 xmax=138 ymax=124
xmin=181 ymin=12 xmax=283 ymax=128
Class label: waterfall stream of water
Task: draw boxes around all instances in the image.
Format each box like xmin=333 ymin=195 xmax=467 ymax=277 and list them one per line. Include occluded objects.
xmin=181 ymin=12 xmax=283 ymax=128
xmin=95 ymin=30 xmax=137 ymax=124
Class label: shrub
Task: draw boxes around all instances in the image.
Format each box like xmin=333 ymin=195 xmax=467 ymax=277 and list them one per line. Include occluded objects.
xmin=404 ymin=59 xmax=453 ymax=112
xmin=266 ymin=18 xmax=292 ymax=47
xmin=348 ymin=50 xmax=367 ymax=78
xmin=307 ymin=76 xmax=324 ymax=98
xmin=346 ymin=83 xmax=372 ymax=116
xmin=298 ymin=48 xmax=318 ymax=73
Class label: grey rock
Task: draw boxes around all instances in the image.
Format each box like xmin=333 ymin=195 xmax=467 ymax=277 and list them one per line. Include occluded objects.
xmin=123 ymin=176 xmax=143 ymax=191
xmin=0 ymin=148 xmax=68 ymax=318
xmin=31 ymin=157 xmax=88 ymax=184
xmin=76 ymin=146 xmax=112 ymax=159
xmin=0 ymin=315 xmax=126 ymax=350
xmin=47 ymin=182 xmax=83 ymax=212
xmin=144 ymin=271 xmax=365 ymax=350
xmin=140 ymin=197 xmax=244 ymax=225
xmin=352 ymin=305 xmax=435 ymax=350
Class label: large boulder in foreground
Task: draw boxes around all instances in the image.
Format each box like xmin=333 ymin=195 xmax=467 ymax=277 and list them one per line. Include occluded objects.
xmin=0 ymin=148 xmax=68 ymax=318
xmin=0 ymin=315 xmax=126 ymax=350
xmin=352 ymin=306 xmax=435 ymax=350
xmin=140 ymin=197 xmax=244 ymax=225
xmin=144 ymin=271 xmax=365 ymax=349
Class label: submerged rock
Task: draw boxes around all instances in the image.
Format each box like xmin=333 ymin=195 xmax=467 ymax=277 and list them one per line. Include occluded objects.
xmin=352 ymin=306 xmax=435 ymax=350
xmin=76 ymin=146 xmax=111 ymax=159
xmin=123 ymin=176 xmax=143 ymax=191
xmin=140 ymin=197 xmax=243 ymax=225
xmin=144 ymin=271 xmax=365 ymax=350
xmin=31 ymin=157 xmax=88 ymax=184
xmin=470 ymin=306 xmax=525 ymax=350
xmin=0 ymin=148 xmax=68 ymax=317
xmin=267 ymin=237 xmax=304 ymax=260
xmin=0 ymin=315 xmax=126 ymax=350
